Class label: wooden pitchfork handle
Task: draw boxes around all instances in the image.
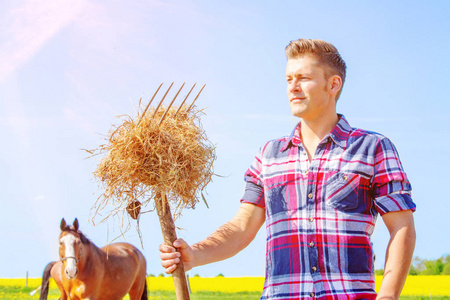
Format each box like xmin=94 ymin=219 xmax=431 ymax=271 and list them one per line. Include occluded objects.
xmin=156 ymin=192 xmax=190 ymax=300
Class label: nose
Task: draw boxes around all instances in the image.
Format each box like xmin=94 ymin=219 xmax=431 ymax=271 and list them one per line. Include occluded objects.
xmin=65 ymin=266 xmax=78 ymax=279
xmin=288 ymin=79 xmax=301 ymax=93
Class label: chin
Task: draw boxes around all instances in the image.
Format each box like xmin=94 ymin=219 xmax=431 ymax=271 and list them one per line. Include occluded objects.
xmin=290 ymin=109 xmax=305 ymax=119
xmin=289 ymin=104 xmax=306 ymax=117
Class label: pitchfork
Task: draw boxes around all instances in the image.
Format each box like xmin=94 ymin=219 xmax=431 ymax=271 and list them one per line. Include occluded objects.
xmin=140 ymin=82 xmax=205 ymax=300
xmin=138 ymin=82 xmax=205 ymax=126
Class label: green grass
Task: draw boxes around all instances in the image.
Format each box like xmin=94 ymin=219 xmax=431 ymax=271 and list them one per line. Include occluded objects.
xmin=0 ymin=285 xmax=262 ymax=299
xmin=0 ymin=285 xmax=61 ymax=299
xmin=400 ymin=298 xmax=450 ymax=300
xmin=147 ymin=291 xmax=261 ymax=299
xmin=1 ymin=286 xmax=449 ymax=300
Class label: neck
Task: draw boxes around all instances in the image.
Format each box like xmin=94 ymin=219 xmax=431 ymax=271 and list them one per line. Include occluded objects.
xmin=300 ymin=113 xmax=339 ymax=144
xmin=76 ymin=242 xmax=98 ymax=279
xmin=77 ymin=244 xmax=88 ymax=271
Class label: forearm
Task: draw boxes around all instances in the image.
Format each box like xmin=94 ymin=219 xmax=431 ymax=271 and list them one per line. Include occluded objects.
xmin=191 ymin=222 xmax=250 ymax=267
xmin=377 ymin=212 xmax=416 ymax=300
xmin=190 ymin=203 xmax=265 ymax=268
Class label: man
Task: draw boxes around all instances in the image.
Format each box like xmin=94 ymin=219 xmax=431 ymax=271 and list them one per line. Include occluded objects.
xmin=160 ymin=38 xmax=416 ymax=299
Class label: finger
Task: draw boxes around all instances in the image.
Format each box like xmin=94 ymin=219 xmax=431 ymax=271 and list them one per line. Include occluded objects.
xmin=161 ymin=257 xmax=180 ymax=269
xmin=173 ymin=238 xmax=188 ymax=249
xmin=165 ymin=264 xmax=178 ymax=274
xmin=160 ymin=251 xmax=180 ymax=261
xmin=159 ymin=243 xmax=176 ymax=253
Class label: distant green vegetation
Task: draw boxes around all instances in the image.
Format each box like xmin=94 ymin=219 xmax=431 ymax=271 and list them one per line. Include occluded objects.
xmin=375 ymin=254 xmax=450 ymax=276
xmin=409 ymin=254 xmax=450 ymax=275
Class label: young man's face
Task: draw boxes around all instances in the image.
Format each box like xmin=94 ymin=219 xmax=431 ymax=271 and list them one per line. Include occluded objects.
xmin=285 ymin=55 xmax=336 ymax=121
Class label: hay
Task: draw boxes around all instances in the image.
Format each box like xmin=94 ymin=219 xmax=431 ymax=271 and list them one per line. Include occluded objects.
xmin=91 ymin=102 xmax=216 ymax=221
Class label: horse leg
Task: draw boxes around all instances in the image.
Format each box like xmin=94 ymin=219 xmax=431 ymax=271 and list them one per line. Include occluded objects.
xmin=141 ymin=279 xmax=148 ymax=300
xmin=49 ymin=262 xmax=67 ymax=300
xmin=128 ymin=277 xmax=147 ymax=300
xmin=40 ymin=261 xmax=69 ymax=300
xmin=56 ymin=287 xmax=68 ymax=300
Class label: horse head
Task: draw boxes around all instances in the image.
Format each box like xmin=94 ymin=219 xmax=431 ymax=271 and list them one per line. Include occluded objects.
xmin=59 ymin=218 xmax=83 ymax=279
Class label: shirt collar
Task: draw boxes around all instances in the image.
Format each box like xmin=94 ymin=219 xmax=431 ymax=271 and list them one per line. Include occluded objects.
xmin=280 ymin=114 xmax=351 ymax=152
xmin=329 ymin=114 xmax=350 ymax=148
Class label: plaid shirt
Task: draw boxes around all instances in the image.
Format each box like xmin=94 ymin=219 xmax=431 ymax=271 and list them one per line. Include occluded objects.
xmin=241 ymin=115 xmax=416 ymax=300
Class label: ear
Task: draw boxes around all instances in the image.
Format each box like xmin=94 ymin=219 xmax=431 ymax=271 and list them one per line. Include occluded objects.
xmin=60 ymin=218 xmax=67 ymax=231
xmin=73 ymin=218 xmax=79 ymax=231
xmin=328 ymin=75 xmax=343 ymax=99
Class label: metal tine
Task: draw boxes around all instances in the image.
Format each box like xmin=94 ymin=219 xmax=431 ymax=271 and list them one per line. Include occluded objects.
xmin=151 ymin=82 xmax=174 ymax=119
xmin=158 ymin=82 xmax=186 ymax=126
xmin=137 ymin=83 xmax=163 ymax=125
xmin=174 ymin=83 xmax=196 ymax=118
xmin=186 ymin=84 xmax=206 ymax=113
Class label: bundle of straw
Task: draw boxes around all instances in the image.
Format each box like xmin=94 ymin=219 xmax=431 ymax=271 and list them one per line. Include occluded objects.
xmin=92 ymin=102 xmax=216 ymax=221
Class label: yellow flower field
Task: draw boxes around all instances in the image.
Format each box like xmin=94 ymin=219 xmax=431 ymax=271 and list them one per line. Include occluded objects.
xmin=1 ymin=275 xmax=449 ymax=297
xmin=150 ymin=276 xmax=265 ymax=293
xmin=390 ymin=276 xmax=450 ymax=297
xmin=147 ymin=276 xmax=450 ymax=296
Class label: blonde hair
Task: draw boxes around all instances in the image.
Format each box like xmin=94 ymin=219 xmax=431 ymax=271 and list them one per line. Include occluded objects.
xmin=285 ymin=39 xmax=346 ymax=100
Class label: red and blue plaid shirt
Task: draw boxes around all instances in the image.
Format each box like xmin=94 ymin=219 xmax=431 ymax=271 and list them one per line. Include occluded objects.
xmin=241 ymin=115 xmax=416 ymax=300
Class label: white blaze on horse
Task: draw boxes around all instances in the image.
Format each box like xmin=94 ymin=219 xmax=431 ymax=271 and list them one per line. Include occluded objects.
xmin=40 ymin=218 xmax=148 ymax=300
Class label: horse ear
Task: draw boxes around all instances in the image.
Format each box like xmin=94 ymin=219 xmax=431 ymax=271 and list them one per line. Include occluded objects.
xmin=73 ymin=218 xmax=79 ymax=231
xmin=60 ymin=218 xmax=67 ymax=231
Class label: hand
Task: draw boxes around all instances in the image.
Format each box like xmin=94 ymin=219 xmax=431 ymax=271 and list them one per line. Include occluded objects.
xmin=159 ymin=238 xmax=195 ymax=274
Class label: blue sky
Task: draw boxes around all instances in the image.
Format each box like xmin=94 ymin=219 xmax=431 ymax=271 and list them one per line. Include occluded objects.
xmin=1 ymin=0 xmax=449 ymax=279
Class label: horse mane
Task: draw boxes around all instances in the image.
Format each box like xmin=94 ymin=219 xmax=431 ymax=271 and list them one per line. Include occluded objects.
xmin=61 ymin=227 xmax=93 ymax=246
xmin=78 ymin=231 xmax=92 ymax=245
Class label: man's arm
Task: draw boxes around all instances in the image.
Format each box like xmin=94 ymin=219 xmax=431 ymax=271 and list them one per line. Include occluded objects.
xmin=377 ymin=209 xmax=416 ymax=300
xmin=159 ymin=203 xmax=265 ymax=274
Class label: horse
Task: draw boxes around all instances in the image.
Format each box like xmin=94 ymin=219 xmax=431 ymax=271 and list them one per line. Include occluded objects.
xmin=40 ymin=218 xmax=148 ymax=300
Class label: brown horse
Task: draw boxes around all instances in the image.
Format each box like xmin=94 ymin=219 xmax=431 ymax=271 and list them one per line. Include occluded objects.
xmin=40 ymin=218 xmax=148 ymax=300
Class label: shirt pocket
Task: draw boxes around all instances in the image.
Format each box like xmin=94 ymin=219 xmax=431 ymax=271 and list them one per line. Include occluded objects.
xmin=266 ymin=184 xmax=288 ymax=215
xmin=265 ymin=173 xmax=307 ymax=217
xmin=325 ymin=172 xmax=360 ymax=211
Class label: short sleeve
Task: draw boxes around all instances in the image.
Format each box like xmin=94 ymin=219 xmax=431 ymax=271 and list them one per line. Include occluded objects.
xmin=240 ymin=148 xmax=266 ymax=208
xmin=372 ymin=137 xmax=416 ymax=215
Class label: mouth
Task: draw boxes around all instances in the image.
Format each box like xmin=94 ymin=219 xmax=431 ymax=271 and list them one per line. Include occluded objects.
xmin=66 ymin=273 xmax=78 ymax=280
xmin=290 ymin=97 xmax=306 ymax=103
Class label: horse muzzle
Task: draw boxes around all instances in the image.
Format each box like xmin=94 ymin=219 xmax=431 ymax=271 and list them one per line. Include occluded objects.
xmin=65 ymin=265 xmax=79 ymax=279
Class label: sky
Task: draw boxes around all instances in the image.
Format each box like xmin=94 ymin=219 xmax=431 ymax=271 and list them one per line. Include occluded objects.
xmin=0 ymin=0 xmax=449 ymax=279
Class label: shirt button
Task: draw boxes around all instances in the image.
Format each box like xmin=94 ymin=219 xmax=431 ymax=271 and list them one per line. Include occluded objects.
xmin=309 ymin=242 xmax=315 ymax=247
xmin=309 ymin=217 xmax=314 ymax=222
xmin=343 ymin=175 xmax=348 ymax=180
xmin=305 ymin=170 xmax=309 ymax=175
xmin=308 ymin=193 xmax=313 ymax=199
xmin=303 ymin=151 xmax=307 ymax=155
xmin=310 ymin=292 xmax=315 ymax=297
xmin=312 ymin=266 xmax=317 ymax=272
